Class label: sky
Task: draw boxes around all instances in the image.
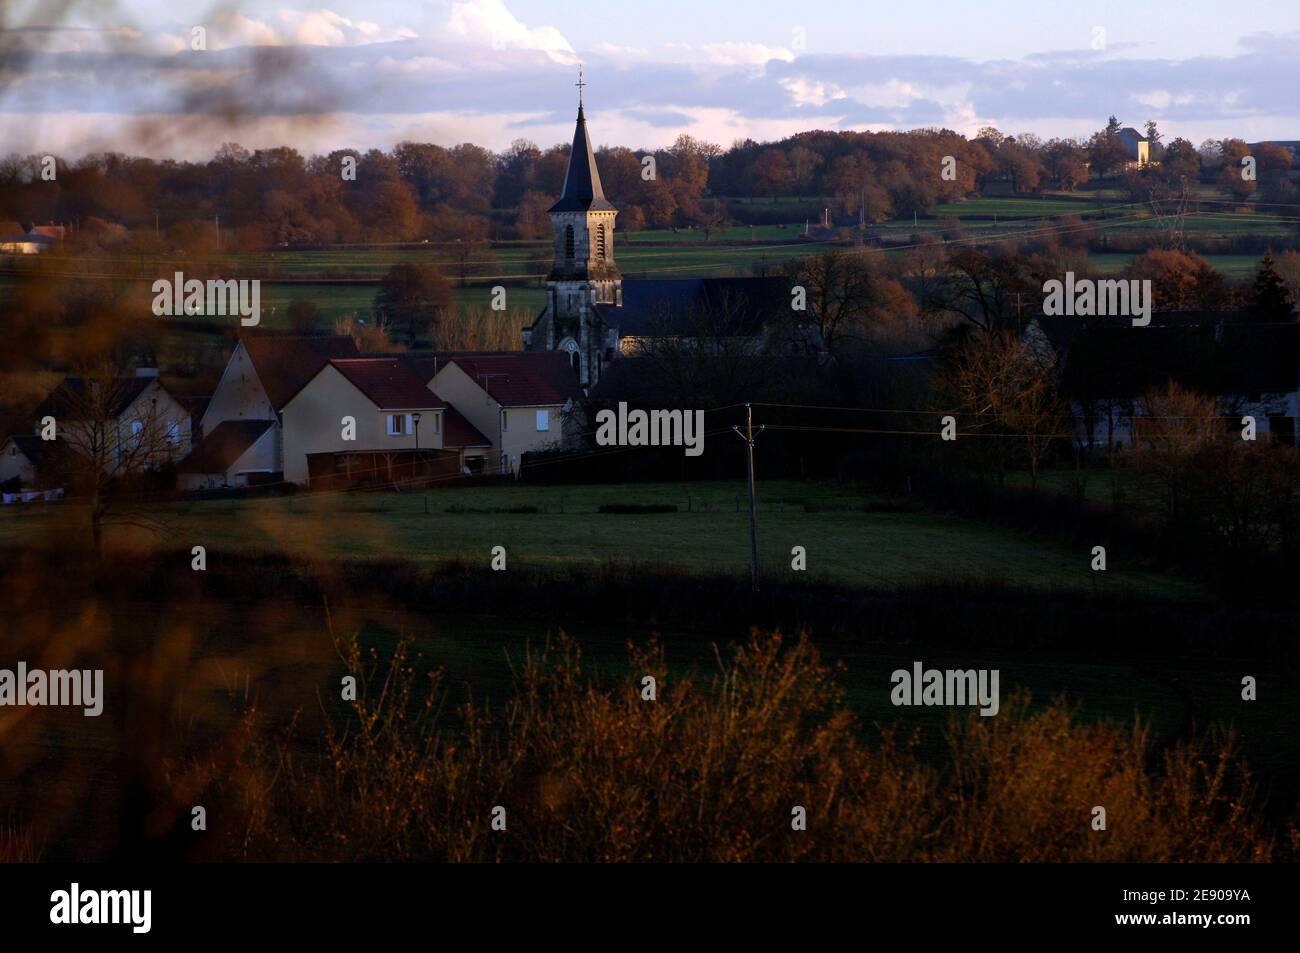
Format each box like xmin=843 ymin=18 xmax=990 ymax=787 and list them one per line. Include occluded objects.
xmin=2 ymin=0 xmax=1300 ymax=159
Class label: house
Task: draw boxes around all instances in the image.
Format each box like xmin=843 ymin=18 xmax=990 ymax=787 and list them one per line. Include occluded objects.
xmin=29 ymin=369 xmax=192 ymax=474
xmin=182 ymin=333 xmax=358 ymax=487
xmin=176 ymin=420 xmax=278 ymax=490
xmin=281 ymin=357 xmax=492 ymax=487
xmin=430 ymin=353 xmax=578 ymax=475
xmin=0 ymin=433 xmax=55 ymax=488
xmin=0 ymin=222 xmax=65 ymax=254
xmin=522 ymin=88 xmax=815 ymax=390
xmin=195 ymin=333 xmax=581 ymax=487
xmin=1028 ymin=313 xmax=1300 ymax=449
xmin=1117 ymin=128 xmax=1151 ymax=168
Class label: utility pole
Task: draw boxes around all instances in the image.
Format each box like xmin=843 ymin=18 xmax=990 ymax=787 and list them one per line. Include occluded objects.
xmin=731 ymin=402 xmax=765 ymax=592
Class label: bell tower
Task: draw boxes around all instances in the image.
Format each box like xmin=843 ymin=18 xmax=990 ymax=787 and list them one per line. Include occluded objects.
xmin=528 ymin=67 xmax=621 ymax=390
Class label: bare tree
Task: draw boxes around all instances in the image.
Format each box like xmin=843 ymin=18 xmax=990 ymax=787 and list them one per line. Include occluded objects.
xmin=1131 ymin=382 xmax=1222 ymax=527
xmin=635 ymin=291 xmax=785 ymax=406
xmin=790 ymin=249 xmax=876 ymax=353
xmin=41 ymin=361 xmax=178 ymax=555
xmin=945 ymin=332 xmax=1066 ymax=490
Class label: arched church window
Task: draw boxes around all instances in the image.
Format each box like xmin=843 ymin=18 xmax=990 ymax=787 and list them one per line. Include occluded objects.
xmin=564 ymin=225 xmax=575 ymax=260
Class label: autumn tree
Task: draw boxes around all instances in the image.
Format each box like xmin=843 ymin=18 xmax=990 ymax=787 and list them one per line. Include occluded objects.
xmin=1087 ymin=124 xmax=1130 ymax=180
xmin=1123 ymin=248 xmax=1229 ymax=311
xmin=287 ymin=298 xmax=321 ymax=333
xmin=373 ymin=263 xmax=453 ymax=346
xmin=1043 ymin=139 xmax=1089 ymax=191
xmin=1216 ymin=139 xmax=1256 ymax=202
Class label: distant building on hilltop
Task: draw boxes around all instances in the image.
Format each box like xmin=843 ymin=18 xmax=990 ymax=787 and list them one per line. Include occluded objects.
xmin=1116 ymin=128 xmax=1150 ymax=168
xmin=0 ymin=221 xmax=65 ymax=254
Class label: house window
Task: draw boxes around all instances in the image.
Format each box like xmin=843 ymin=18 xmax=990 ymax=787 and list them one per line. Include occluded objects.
xmin=536 ymin=410 xmax=550 ymax=432
xmin=166 ymin=420 xmax=180 ymax=445
xmin=501 ymin=411 xmax=508 ymax=432
xmin=130 ymin=419 xmax=144 ymax=446
xmin=564 ymin=225 xmax=575 ymax=260
xmin=434 ymin=413 xmax=440 ymax=434
xmin=387 ymin=414 xmax=410 ymax=436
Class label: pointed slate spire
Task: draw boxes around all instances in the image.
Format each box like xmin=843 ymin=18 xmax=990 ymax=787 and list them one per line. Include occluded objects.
xmin=549 ymin=93 xmax=615 ymax=213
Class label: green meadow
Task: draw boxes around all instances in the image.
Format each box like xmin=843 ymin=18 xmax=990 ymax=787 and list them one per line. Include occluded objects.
xmin=0 ymin=479 xmax=1198 ymax=598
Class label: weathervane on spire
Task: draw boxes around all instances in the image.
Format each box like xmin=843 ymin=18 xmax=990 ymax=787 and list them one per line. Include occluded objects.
xmin=576 ymin=63 xmax=585 ymax=109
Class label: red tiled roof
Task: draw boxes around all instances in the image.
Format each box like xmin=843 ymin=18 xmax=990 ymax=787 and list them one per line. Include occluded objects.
xmin=441 ymin=406 xmax=491 ymax=448
xmin=444 ymin=354 xmax=573 ymax=407
xmin=242 ymin=334 xmax=359 ymax=409
xmin=330 ymin=358 xmax=446 ymax=410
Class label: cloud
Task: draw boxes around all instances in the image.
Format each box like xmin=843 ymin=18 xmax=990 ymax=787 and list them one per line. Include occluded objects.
xmin=273 ymin=10 xmax=416 ymax=47
xmin=3 ymin=3 xmax=1300 ymax=157
xmin=445 ymin=0 xmax=576 ymax=63
xmin=700 ymin=42 xmax=794 ymax=66
xmin=622 ymin=108 xmax=695 ymax=127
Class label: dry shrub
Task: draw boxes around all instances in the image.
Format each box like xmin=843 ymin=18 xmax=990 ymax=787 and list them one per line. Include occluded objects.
xmin=186 ymin=631 xmax=1277 ymax=862
xmin=0 ymin=822 xmax=40 ymax=862
xmin=936 ymin=696 xmax=1267 ymax=862
xmin=433 ymin=305 xmax=527 ymax=352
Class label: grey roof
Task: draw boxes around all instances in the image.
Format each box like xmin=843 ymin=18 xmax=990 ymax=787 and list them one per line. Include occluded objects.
xmin=7 ymin=433 xmax=55 ymax=466
xmin=598 ymin=276 xmax=801 ymax=337
xmin=548 ymin=106 xmax=616 ymax=213
xmin=178 ymin=419 xmax=273 ymax=473
xmin=1038 ymin=314 xmax=1300 ymax=399
xmin=242 ymin=334 xmax=359 ymax=409
xmin=33 ymin=376 xmax=155 ymax=420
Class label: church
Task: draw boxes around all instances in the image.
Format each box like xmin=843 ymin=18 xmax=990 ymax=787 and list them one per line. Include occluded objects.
xmin=523 ymin=80 xmax=816 ymax=392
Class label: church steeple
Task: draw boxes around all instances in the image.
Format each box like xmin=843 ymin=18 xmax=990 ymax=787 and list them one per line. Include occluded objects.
xmin=523 ymin=69 xmax=621 ymax=392
xmin=550 ymin=70 xmax=615 ymax=213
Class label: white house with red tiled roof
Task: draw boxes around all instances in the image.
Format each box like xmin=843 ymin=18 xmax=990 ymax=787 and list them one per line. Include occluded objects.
xmin=196 ymin=336 xmax=577 ymax=487
xmin=183 ymin=334 xmax=359 ymax=486
xmin=430 ymin=354 xmax=575 ymax=475
xmin=281 ymin=357 xmax=492 ymax=486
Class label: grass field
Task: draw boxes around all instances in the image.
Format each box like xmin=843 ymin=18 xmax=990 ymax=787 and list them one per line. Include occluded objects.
xmin=0 ymin=479 xmax=1198 ymax=597
xmin=931 ymin=196 xmax=1103 ymax=218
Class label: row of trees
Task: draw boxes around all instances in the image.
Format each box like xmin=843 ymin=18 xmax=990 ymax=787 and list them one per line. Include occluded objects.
xmin=785 ymin=242 xmax=1296 ymax=354
xmin=5 ymin=118 xmax=1291 ymax=250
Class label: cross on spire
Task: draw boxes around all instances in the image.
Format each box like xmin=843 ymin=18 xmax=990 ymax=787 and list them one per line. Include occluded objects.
xmin=576 ymin=64 xmax=585 ymax=109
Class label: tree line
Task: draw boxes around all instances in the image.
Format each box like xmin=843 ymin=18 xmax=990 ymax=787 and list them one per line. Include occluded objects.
xmin=2 ymin=117 xmax=1293 ymax=253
